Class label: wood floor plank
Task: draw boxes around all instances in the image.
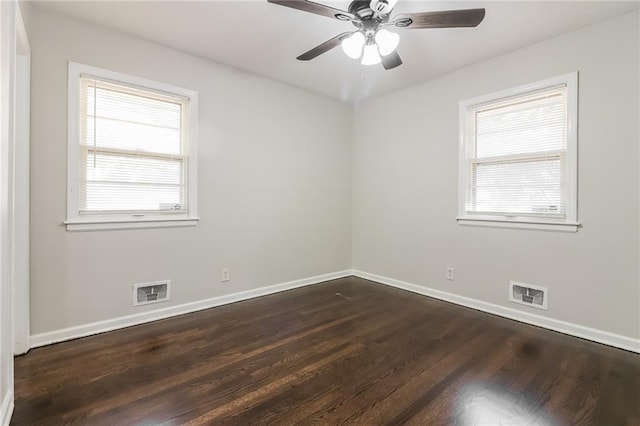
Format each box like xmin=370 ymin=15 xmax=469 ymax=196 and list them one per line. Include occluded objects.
xmin=12 ymin=277 xmax=640 ymax=425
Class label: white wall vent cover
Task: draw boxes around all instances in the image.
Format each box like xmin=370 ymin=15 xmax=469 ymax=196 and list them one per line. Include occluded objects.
xmin=509 ymin=281 xmax=548 ymax=310
xmin=133 ymin=280 xmax=170 ymax=306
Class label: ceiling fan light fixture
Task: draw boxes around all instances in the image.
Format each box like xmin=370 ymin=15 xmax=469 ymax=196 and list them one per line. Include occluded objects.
xmin=341 ymin=31 xmax=366 ymax=59
xmin=374 ymin=29 xmax=399 ymax=56
xmin=361 ymin=42 xmax=382 ymax=66
xmin=268 ymin=0 xmax=486 ymax=71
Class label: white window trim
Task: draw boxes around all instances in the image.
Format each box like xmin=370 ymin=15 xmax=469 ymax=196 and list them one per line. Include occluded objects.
xmin=457 ymin=72 xmax=579 ymax=232
xmin=66 ymin=62 xmax=199 ymax=231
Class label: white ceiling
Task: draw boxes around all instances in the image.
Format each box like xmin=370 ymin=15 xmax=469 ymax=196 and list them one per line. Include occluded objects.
xmin=33 ymin=0 xmax=640 ymax=104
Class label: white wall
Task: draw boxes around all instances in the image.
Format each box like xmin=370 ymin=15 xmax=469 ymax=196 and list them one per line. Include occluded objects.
xmin=353 ymin=11 xmax=640 ymax=340
xmin=0 ymin=1 xmax=16 ymax=423
xmin=26 ymin=5 xmax=639 ymax=346
xmin=28 ymin=5 xmax=353 ymax=336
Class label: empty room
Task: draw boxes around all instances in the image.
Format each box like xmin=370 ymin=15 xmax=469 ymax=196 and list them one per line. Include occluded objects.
xmin=0 ymin=0 xmax=639 ymax=424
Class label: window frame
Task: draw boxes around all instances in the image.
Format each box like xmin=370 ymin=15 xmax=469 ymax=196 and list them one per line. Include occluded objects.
xmin=457 ymin=72 xmax=579 ymax=232
xmin=66 ymin=62 xmax=198 ymax=231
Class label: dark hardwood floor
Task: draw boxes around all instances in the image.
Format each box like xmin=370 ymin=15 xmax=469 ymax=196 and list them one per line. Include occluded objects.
xmin=12 ymin=277 xmax=640 ymax=425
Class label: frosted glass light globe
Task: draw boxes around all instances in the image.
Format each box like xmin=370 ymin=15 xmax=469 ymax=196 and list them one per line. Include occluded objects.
xmin=341 ymin=32 xmax=365 ymax=59
xmin=375 ymin=29 xmax=400 ymax=56
xmin=361 ymin=43 xmax=382 ymax=66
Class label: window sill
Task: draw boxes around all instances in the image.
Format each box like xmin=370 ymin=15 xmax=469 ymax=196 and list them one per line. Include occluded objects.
xmin=456 ymin=217 xmax=580 ymax=232
xmin=64 ymin=217 xmax=199 ymax=232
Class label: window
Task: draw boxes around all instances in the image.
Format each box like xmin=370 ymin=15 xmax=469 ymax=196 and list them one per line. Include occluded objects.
xmin=458 ymin=73 xmax=578 ymax=232
xmin=66 ymin=63 xmax=198 ymax=231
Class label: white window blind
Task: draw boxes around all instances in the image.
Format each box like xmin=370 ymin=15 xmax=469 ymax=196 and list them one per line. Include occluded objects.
xmin=467 ymin=86 xmax=567 ymax=216
xmin=458 ymin=72 xmax=578 ymax=231
xmin=79 ymin=77 xmax=188 ymax=214
xmin=468 ymin=86 xmax=567 ymax=217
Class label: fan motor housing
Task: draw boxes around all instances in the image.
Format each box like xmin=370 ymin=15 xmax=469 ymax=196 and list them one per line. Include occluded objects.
xmin=348 ymin=0 xmax=374 ymax=20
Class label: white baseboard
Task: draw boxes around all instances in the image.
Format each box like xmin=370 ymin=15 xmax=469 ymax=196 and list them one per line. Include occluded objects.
xmin=0 ymin=391 xmax=13 ymax=426
xmin=352 ymin=270 xmax=640 ymax=353
xmin=30 ymin=270 xmax=352 ymax=348
xmin=29 ymin=269 xmax=640 ymax=354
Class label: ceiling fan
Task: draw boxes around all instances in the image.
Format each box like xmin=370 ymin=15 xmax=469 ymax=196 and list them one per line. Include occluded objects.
xmin=267 ymin=0 xmax=486 ymax=70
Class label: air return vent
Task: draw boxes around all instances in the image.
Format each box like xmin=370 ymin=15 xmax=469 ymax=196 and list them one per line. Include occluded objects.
xmin=509 ymin=281 xmax=548 ymax=310
xmin=133 ymin=280 xmax=170 ymax=306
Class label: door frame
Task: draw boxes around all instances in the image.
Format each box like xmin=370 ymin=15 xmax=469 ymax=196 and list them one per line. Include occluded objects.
xmin=13 ymin=4 xmax=30 ymax=356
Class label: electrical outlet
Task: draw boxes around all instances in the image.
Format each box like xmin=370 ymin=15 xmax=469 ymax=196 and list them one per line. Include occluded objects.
xmin=446 ymin=267 xmax=455 ymax=281
xmin=221 ymin=268 xmax=230 ymax=282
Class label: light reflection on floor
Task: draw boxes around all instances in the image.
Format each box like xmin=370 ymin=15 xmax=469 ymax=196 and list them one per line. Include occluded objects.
xmin=454 ymin=383 xmax=559 ymax=425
